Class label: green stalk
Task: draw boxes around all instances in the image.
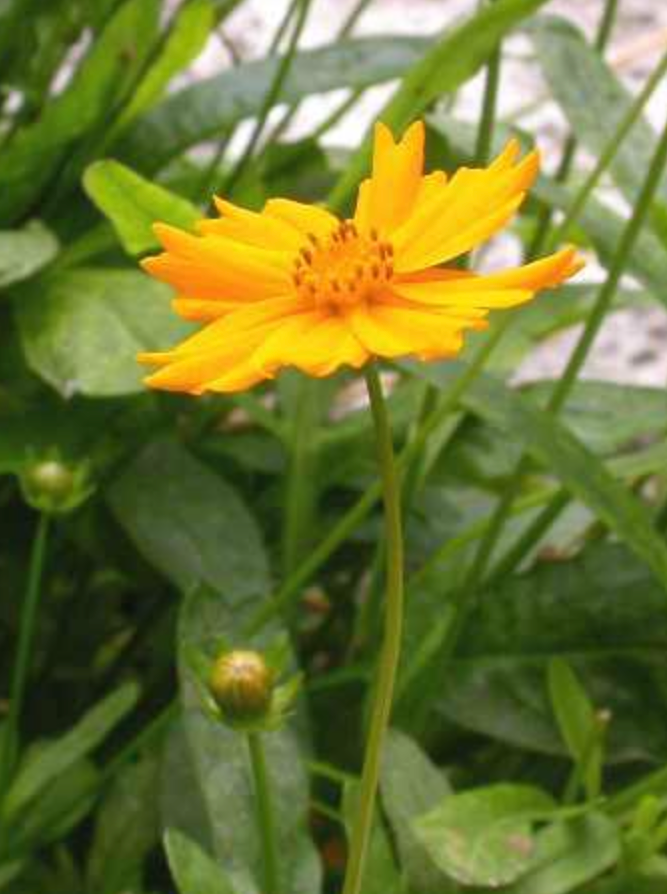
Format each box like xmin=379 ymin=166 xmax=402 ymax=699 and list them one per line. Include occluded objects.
xmin=474 ymin=44 xmax=502 ymax=165
xmin=1 ymin=513 xmax=50 ymax=786
xmin=245 ymin=326 xmax=506 ymax=637
xmin=221 ymin=0 xmax=311 ymax=195
xmin=462 ymin=50 xmax=667 ymax=580
xmin=546 ymin=49 xmax=667 ymax=253
xmin=247 ymin=732 xmax=280 ymax=894
xmin=527 ymin=0 xmax=620 ymax=257
xmin=432 ymin=105 xmax=667 ymax=700
xmin=265 ymin=0 xmax=371 ymax=146
xmin=342 ymin=366 xmax=404 ymax=894
xmin=488 ymin=487 xmax=569 ymax=581
xmin=282 ymin=378 xmax=320 ymax=579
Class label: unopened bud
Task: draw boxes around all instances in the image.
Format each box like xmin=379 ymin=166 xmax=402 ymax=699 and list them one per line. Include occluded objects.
xmin=20 ymin=454 xmax=93 ymax=515
xmin=209 ymin=650 xmax=273 ymax=725
xmin=28 ymin=460 xmax=74 ymax=501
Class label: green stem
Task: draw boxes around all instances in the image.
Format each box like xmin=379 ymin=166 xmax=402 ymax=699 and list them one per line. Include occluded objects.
xmin=221 ymin=0 xmax=311 ymax=195
xmin=282 ymin=379 xmax=319 ymax=578
xmin=546 ymin=49 xmax=667 ymax=254
xmin=342 ymin=365 xmax=404 ymax=894
xmin=474 ymin=44 xmax=501 ymax=166
xmin=436 ymin=103 xmax=667 ymax=684
xmin=527 ymin=0 xmax=620 ymax=258
xmin=247 ymin=732 xmax=280 ymax=894
xmin=245 ymin=328 xmax=504 ymax=637
xmin=2 ymin=513 xmax=50 ymax=785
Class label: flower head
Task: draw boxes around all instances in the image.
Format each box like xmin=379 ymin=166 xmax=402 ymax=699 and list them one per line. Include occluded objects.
xmin=139 ymin=122 xmax=582 ymax=393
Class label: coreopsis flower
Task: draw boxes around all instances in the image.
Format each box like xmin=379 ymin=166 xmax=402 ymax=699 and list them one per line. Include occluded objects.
xmin=139 ymin=122 xmax=582 ymax=393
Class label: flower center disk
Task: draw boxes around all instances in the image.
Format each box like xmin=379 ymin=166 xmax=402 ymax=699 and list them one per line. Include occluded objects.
xmin=292 ymin=220 xmax=394 ymax=311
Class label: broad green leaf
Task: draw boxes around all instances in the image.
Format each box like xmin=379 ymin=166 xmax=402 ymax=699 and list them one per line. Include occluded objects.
xmin=524 ymin=381 xmax=667 ymax=457
xmin=530 ymin=16 xmax=667 ymax=210
xmin=511 ymin=813 xmax=620 ymax=894
xmin=83 ymin=160 xmax=200 ymax=255
xmin=87 ymin=755 xmax=161 ymax=894
xmin=408 ymin=362 xmax=667 ymax=594
xmin=329 ymin=0 xmax=549 ymax=209
xmin=107 ymin=437 xmax=270 ymax=601
xmin=14 ymin=269 xmax=191 ymax=397
xmin=380 ymin=729 xmax=456 ymax=893
xmin=0 ymin=222 xmax=58 ymax=289
xmin=440 ymin=541 xmax=667 ymax=762
xmin=164 ymin=828 xmax=236 ymax=894
xmin=163 ymin=585 xmax=321 ymax=894
xmin=0 ymin=0 xmax=161 ymax=223
xmin=414 ymin=784 xmax=556 ymax=887
xmin=113 ymin=0 xmax=216 ymax=134
xmin=2 ymin=683 xmax=138 ymax=822
xmin=118 ymin=36 xmax=431 ymax=171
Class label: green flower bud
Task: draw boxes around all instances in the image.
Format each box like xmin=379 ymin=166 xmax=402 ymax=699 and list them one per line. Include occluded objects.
xmin=209 ymin=650 xmax=274 ymax=726
xmin=27 ymin=460 xmax=74 ymax=501
xmin=20 ymin=452 xmax=94 ymax=515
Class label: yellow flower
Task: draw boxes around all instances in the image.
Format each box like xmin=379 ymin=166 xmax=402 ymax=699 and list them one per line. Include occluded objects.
xmin=138 ymin=121 xmax=582 ymax=394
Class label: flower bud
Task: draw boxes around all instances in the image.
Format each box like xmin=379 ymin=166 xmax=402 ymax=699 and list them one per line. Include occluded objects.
xmin=209 ymin=650 xmax=274 ymax=726
xmin=20 ymin=451 xmax=94 ymax=515
xmin=27 ymin=460 xmax=74 ymax=501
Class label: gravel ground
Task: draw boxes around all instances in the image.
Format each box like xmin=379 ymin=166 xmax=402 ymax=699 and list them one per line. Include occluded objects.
xmin=190 ymin=0 xmax=667 ymax=387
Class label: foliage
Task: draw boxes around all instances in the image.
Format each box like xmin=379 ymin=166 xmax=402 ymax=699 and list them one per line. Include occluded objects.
xmin=1 ymin=0 xmax=667 ymax=892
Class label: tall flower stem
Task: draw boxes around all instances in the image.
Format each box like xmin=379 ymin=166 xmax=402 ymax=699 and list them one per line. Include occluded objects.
xmin=247 ymin=732 xmax=280 ymax=894
xmin=342 ymin=365 xmax=404 ymax=894
xmin=1 ymin=513 xmax=50 ymax=786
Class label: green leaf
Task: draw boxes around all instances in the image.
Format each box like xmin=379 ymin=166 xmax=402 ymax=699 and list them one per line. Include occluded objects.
xmin=548 ymin=659 xmax=596 ymax=761
xmin=0 ymin=0 xmax=161 ymax=223
xmin=511 ymin=813 xmax=620 ymax=894
xmin=164 ymin=828 xmax=236 ymax=894
xmin=0 ymin=222 xmax=58 ymax=289
xmin=118 ymin=36 xmax=431 ymax=171
xmin=113 ymin=0 xmax=216 ymax=134
xmin=530 ymin=16 xmax=667 ymax=210
xmin=163 ymin=585 xmax=321 ymax=894
xmin=2 ymin=683 xmax=138 ymax=822
xmin=83 ymin=160 xmax=200 ymax=255
xmin=87 ymin=755 xmax=161 ymax=894
xmin=380 ymin=729 xmax=456 ymax=893
xmin=107 ymin=437 xmax=270 ymax=600
xmin=408 ymin=362 xmax=667 ymax=594
xmin=440 ymin=541 xmax=667 ymax=762
xmin=14 ymin=268 xmax=191 ymax=397
xmin=413 ymin=784 xmax=556 ymax=887
xmin=9 ymin=758 xmax=99 ymax=851
xmin=548 ymin=659 xmax=603 ymax=800
xmin=329 ymin=0 xmax=550 ymax=209
xmin=532 ymin=176 xmax=667 ymax=303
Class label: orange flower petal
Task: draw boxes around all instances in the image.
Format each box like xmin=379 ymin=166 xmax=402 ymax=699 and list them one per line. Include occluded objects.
xmin=354 ymin=121 xmax=425 ymax=235
xmin=263 ymin=198 xmax=338 ymax=240
xmin=393 ymin=247 xmax=582 ymax=309
xmin=348 ymin=300 xmax=476 ymax=360
xmin=143 ymin=224 xmax=293 ymax=304
xmin=393 ymin=141 xmax=539 ymax=270
xmin=196 ymin=197 xmax=305 ymax=250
